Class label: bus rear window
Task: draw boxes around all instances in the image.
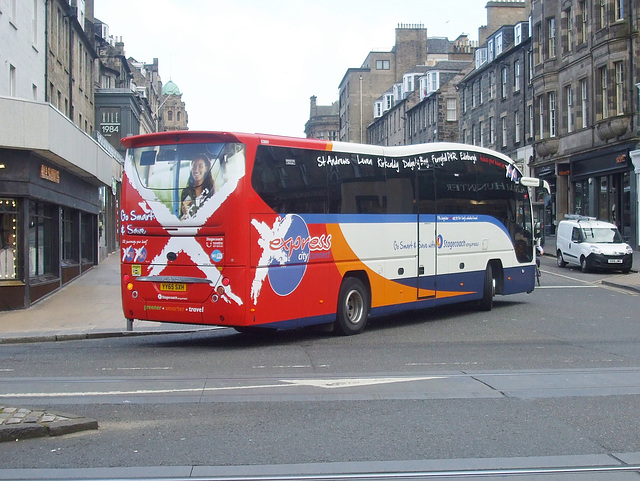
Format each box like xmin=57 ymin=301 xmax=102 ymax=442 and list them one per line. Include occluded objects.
xmin=128 ymin=142 xmax=245 ymax=220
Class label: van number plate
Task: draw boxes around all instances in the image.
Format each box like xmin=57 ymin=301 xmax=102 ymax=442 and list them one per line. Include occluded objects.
xmin=608 ymin=259 xmax=623 ymax=264
xmin=160 ymin=282 xmax=187 ymax=291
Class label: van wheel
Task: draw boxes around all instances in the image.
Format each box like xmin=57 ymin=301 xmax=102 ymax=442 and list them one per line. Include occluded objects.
xmin=478 ymin=264 xmax=495 ymax=311
xmin=580 ymin=256 xmax=589 ymax=273
xmin=557 ymin=251 xmax=567 ymax=268
xmin=335 ymin=277 xmax=370 ymax=336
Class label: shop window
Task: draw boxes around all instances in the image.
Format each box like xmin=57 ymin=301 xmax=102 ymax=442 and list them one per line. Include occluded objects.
xmin=81 ymin=213 xmax=96 ymax=265
xmin=62 ymin=208 xmax=79 ymax=264
xmin=0 ymin=199 xmax=19 ymax=280
xmin=29 ymin=202 xmax=56 ymax=278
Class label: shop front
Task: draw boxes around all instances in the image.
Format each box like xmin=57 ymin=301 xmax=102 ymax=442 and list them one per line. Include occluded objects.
xmin=571 ymin=145 xmax=636 ymax=247
xmin=0 ymin=150 xmax=99 ymax=310
xmin=534 ymin=164 xmax=557 ymax=240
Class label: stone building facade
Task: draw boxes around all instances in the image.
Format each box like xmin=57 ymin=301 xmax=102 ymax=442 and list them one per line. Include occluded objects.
xmin=406 ymin=61 xmax=473 ymax=145
xmin=530 ymin=0 xmax=639 ymax=247
xmin=339 ymin=25 xmax=432 ymax=144
xmin=305 ymin=96 xmax=339 ymax=140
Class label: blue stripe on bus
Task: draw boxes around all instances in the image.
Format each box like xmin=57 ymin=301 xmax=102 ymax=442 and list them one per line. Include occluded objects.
xmin=296 ymin=213 xmax=511 ymax=235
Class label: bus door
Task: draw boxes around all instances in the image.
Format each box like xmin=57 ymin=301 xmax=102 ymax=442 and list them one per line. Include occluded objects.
xmin=417 ymin=167 xmax=436 ymax=299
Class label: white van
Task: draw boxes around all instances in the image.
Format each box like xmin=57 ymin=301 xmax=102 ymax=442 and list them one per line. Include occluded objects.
xmin=556 ymin=215 xmax=633 ymax=273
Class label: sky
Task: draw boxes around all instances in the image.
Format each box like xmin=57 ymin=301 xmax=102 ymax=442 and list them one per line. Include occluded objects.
xmin=94 ymin=1 xmax=489 ymax=138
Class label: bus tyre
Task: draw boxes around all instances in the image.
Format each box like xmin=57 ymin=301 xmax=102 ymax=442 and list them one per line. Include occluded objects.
xmin=478 ymin=264 xmax=494 ymax=312
xmin=335 ymin=277 xmax=370 ymax=336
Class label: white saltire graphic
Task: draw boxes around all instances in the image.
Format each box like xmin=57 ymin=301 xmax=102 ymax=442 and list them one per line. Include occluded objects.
xmin=250 ymin=216 xmax=293 ymax=304
xmin=148 ymin=237 xmax=242 ymax=306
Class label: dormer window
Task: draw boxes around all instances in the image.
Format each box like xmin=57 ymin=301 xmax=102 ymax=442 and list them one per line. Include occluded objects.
xmin=403 ymin=74 xmax=415 ymax=97
xmin=475 ymin=48 xmax=487 ymax=68
xmin=374 ymin=100 xmax=383 ymax=118
xmin=425 ymin=71 xmax=440 ymax=95
xmin=515 ymin=24 xmax=522 ymax=45
xmin=488 ymin=39 xmax=495 ymax=62
xmin=495 ymin=33 xmax=503 ymax=56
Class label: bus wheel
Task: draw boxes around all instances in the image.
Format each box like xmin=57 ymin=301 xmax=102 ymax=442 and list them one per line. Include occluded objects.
xmin=335 ymin=277 xmax=370 ymax=336
xmin=478 ymin=264 xmax=495 ymax=312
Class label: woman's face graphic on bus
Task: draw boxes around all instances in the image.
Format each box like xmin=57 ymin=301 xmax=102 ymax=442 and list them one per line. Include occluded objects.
xmin=191 ymin=157 xmax=207 ymax=186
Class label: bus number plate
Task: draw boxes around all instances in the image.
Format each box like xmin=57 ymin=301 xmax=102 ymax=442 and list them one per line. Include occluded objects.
xmin=160 ymin=282 xmax=187 ymax=292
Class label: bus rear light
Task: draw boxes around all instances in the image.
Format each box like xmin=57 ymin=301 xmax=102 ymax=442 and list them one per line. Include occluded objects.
xmin=211 ymin=294 xmax=219 ymax=303
xmin=216 ymin=286 xmax=225 ymax=296
xmin=222 ymin=277 xmax=230 ymax=286
xmin=131 ymin=290 xmax=138 ymax=299
xmin=127 ymin=282 xmax=134 ymax=291
xmin=123 ymin=274 xmax=131 ymax=283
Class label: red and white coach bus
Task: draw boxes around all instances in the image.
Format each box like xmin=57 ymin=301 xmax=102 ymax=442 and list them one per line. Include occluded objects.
xmin=120 ymin=131 xmax=548 ymax=335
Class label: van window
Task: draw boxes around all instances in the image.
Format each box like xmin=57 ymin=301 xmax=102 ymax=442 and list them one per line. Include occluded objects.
xmin=571 ymin=227 xmax=582 ymax=242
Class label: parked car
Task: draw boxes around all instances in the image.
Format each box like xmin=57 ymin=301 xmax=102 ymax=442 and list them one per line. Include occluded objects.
xmin=556 ymin=215 xmax=633 ymax=273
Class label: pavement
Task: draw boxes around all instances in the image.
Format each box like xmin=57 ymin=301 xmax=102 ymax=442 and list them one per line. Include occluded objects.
xmin=0 ymin=249 xmax=639 ymax=442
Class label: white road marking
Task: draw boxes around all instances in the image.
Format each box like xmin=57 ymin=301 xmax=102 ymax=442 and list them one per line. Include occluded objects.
xmin=0 ymin=375 xmax=444 ymax=398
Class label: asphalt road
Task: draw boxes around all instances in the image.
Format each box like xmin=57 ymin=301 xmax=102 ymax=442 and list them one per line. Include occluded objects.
xmin=1 ymin=256 xmax=640 ymax=479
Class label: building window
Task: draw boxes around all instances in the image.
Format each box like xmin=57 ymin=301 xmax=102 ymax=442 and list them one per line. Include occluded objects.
xmin=597 ymin=0 xmax=607 ymax=29
xmin=376 ymin=60 xmax=390 ymax=70
xmin=548 ymin=18 xmax=556 ymax=58
xmin=488 ymin=39 xmax=495 ymax=62
xmin=475 ymin=48 xmax=487 ymax=68
xmin=495 ymin=33 xmax=503 ymax=56
xmin=515 ymin=111 xmax=521 ymax=143
xmin=446 ymin=98 xmax=457 ymax=121
xmin=538 ymin=95 xmax=545 ymax=139
xmin=9 ymin=65 xmax=17 ymax=97
xmin=62 ymin=209 xmax=79 ymax=263
xmin=549 ymin=91 xmax=556 ymax=137
xmin=514 ymin=60 xmax=521 ymax=92
xmin=536 ymin=23 xmax=543 ymax=63
xmin=29 ymin=202 xmax=55 ymax=278
xmin=565 ymin=8 xmax=573 ymax=53
xmin=501 ymin=67 xmax=508 ymax=99
xmin=615 ymin=61 xmax=624 ymax=115
xmin=81 ymin=213 xmax=95 ymax=264
xmin=489 ymin=117 xmax=495 ymax=144
xmin=580 ymin=78 xmax=588 ymax=128
xmin=615 ymin=0 xmax=624 ymax=21
xmin=528 ymin=104 xmax=534 ymax=139
xmin=0 ymin=199 xmax=19 ymax=280
xmin=479 ymin=121 xmax=484 ymax=147
xmin=580 ymin=1 xmax=588 ymax=44
xmin=565 ymin=85 xmax=574 ymax=133
xmin=501 ymin=117 xmax=507 ymax=147
xmin=528 ymin=51 xmax=533 ymax=84
xmin=167 ymin=110 xmax=173 ymax=121
xmin=599 ymin=66 xmax=609 ymax=119
xmin=489 ymin=71 xmax=496 ymax=99
xmin=515 ymin=24 xmax=522 ymax=45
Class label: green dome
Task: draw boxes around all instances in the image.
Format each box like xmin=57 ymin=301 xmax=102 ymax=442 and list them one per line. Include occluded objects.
xmin=162 ymin=80 xmax=181 ymax=96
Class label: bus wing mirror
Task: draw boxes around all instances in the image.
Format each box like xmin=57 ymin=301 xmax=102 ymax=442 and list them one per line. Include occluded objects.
xmin=520 ymin=177 xmax=550 ymax=194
